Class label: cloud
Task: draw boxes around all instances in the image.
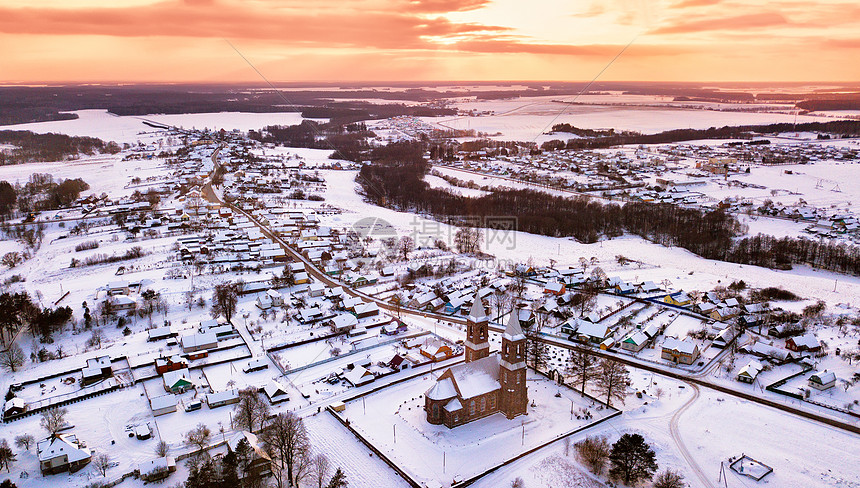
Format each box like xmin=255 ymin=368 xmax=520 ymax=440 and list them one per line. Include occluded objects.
xmin=0 ymin=1 xmax=509 ymax=50
xmin=671 ymin=0 xmax=721 ymax=8
xmin=651 ymin=12 xmax=789 ymax=34
xmin=447 ymin=38 xmax=686 ymax=57
xmin=823 ymin=38 xmax=860 ymax=49
xmin=406 ymin=0 xmax=491 ymax=13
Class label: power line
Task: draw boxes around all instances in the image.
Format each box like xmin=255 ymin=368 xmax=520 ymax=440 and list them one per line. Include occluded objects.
xmin=532 ymin=34 xmax=641 ymax=144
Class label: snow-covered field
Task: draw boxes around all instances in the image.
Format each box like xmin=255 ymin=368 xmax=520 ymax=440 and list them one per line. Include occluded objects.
xmin=1 ymin=109 xmax=323 ymax=145
xmin=420 ymin=96 xmax=839 ymax=141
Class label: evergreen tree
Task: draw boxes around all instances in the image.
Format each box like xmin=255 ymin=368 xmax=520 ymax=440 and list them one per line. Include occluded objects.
xmin=0 ymin=440 xmax=15 ymax=472
xmin=608 ymin=433 xmax=658 ymax=485
xmin=325 ymin=468 xmax=348 ymax=488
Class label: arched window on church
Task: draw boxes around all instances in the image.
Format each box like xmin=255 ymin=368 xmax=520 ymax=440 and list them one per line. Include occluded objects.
xmin=489 ymin=395 xmax=496 ymax=410
xmin=480 ymin=396 xmax=486 ymax=412
xmin=469 ymin=400 xmax=476 ymax=416
xmin=432 ymin=404 xmax=439 ymax=418
xmin=505 ymin=344 xmax=509 ymax=355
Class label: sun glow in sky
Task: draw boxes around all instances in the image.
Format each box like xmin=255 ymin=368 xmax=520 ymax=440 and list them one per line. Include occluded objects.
xmin=0 ymin=0 xmax=858 ymax=83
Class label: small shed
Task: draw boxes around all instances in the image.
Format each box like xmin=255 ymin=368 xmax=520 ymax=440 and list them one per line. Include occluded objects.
xmin=150 ymin=394 xmax=178 ymax=416
xmin=808 ymin=370 xmax=836 ymax=390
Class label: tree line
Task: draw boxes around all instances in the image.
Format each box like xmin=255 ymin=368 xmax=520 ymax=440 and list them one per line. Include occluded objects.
xmin=546 ymin=120 xmax=860 ymax=151
xmin=356 ymin=147 xmax=860 ymax=275
xmin=0 ymin=173 xmax=90 ymax=216
xmin=0 ymin=130 xmax=120 ymax=165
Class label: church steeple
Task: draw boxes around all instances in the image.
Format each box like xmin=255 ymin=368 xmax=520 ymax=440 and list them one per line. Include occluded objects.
xmin=499 ymin=310 xmax=528 ymax=419
xmin=464 ymin=291 xmax=490 ymax=362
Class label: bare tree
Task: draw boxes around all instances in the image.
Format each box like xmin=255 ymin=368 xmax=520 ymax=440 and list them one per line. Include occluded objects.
xmin=567 ymin=348 xmax=599 ymax=396
xmin=490 ymin=290 xmax=511 ymax=322
xmin=524 ymin=319 xmax=548 ymax=371
xmin=653 ymin=469 xmax=686 ymax=488
xmin=14 ymin=434 xmax=34 ymax=451
xmin=212 ymin=282 xmax=240 ymax=322
xmin=40 ymin=407 xmax=68 ymax=436
xmin=155 ymin=440 xmax=169 ymax=457
xmin=595 ymin=359 xmax=631 ymax=407
xmin=233 ymin=387 xmax=270 ymax=433
xmin=574 ymin=435 xmax=610 ymax=474
xmin=93 ymin=452 xmax=111 ymax=477
xmin=397 ymin=236 xmax=414 ymax=261
xmin=262 ymin=411 xmax=310 ymax=488
xmin=311 ymin=453 xmax=330 ymax=488
xmin=184 ymin=423 xmax=212 ymax=457
xmin=0 ymin=344 xmax=24 ymax=372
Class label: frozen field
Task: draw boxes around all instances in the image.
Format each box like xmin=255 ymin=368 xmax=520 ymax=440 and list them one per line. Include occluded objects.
xmin=421 ymin=96 xmax=839 ymax=141
xmin=1 ymin=109 xmax=323 ymax=144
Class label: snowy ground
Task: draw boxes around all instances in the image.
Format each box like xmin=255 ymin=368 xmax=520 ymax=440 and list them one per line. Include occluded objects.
xmin=341 ymin=369 xmax=615 ymax=487
xmin=419 ymin=95 xmax=839 ymax=141
xmin=0 ymin=109 xmax=323 ymax=145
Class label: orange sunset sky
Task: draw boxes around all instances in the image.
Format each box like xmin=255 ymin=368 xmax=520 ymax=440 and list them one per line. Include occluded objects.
xmin=1 ymin=0 xmax=859 ymax=83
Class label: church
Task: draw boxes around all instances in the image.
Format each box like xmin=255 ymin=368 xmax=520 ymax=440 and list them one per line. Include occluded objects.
xmin=425 ymin=293 xmax=529 ymax=428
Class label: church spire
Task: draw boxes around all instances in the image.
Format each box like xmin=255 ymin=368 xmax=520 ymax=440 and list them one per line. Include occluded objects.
xmin=464 ymin=290 xmax=490 ymax=362
xmin=504 ymin=309 xmax=524 ymax=341
xmin=468 ymin=291 xmax=487 ymax=323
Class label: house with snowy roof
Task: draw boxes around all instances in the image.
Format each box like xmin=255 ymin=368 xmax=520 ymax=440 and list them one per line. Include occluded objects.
xmin=621 ymin=331 xmax=650 ymax=352
xmin=37 ymin=434 xmax=92 ymax=475
xmin=81 ymin=356 xmax=112 ymax=386
xmin=162 ymin=368 xmax=193 ymax=393
xmin=139 ymin=456 xmax=176 ymax=482
xmin=264 ymin=380 xmax=290 ymax=404
xmin=660 ymin=337 xmax=700 ymax=365
xmin=425 ymin=293 xmax=528 ymax=428
xmin=785 ymin=333 xmax=821 ymax=353
xmin=737 ymin=360 xmax=763 ymax=384
xmin=344 ymin=365 xmax=375 ymax=387
xmin=663 ymin=291 xmax=691 ymax=307
xmin=229 ymin=432 xmax=272 ymax=479
xmin=808 ymin=370 xmax=836 ymax=390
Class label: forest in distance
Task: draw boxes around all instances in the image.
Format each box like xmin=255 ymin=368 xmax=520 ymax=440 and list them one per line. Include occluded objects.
xmin=3 ymin=82 xmax=860 ymax=125
xmin=357 ymin=141 xmax=860 ymax=276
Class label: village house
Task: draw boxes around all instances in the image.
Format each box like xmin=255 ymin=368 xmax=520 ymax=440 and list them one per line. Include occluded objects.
xmin=37 ymin=434 xmax=92 ymax=475
xmin=206 ymin=389 xmax=240 ymax=408
xmin=344 ymin=365 xmax=375 ymax=386
xmin=229 ymin=432 xmax=272 ymax=479
xmin=181 ymin=329 xmax=218 ymax=353
xmin=661 ymin=337 xmax=700 ymax=365
xmin=162 ymin=368 xmax=193 ymax=393
xmin=155 ymin=355 xmax=188 ymax=375
xmin=785 ymin=333 xmax=821 ymax=353
xmin=663 ymin=291 xmax=692 ymax=307
xmin=737 ymin=360 xmax=763 ymax=384
xmin=81 ymin=356 xmax=112 ymax=386
xmin=264 ymin=380 xmax=290 ymax=404
xmin=621 ymin=331 xmax=650 ymax=352
xmin=139 ymin=456 xmax=177 ymax=482
xmin=150 ymin=394 xmax=178 ymax=416
xmin=808 ymin=370 xmax=836 ymax=390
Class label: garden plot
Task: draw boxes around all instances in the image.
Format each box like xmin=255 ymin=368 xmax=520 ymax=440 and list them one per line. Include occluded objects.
xmin=305 ymin=413 xmax=411 ymax=488
xmin=283 ymin=336 xmax=430 ymax=403
xmin=1 ymin=383 xmax=158 ymax=488
xmin=203 ymin=355 xmax=277 ymax=392
xmin=339 ymin=370 xmax=615 ymax=487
